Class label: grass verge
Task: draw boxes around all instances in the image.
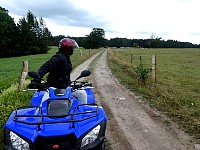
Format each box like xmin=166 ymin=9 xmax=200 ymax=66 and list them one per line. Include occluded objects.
xmin=0 ymin=81 xmax=33 ymax=148
xmin=107 ymin=48 xmax=200 ymax=142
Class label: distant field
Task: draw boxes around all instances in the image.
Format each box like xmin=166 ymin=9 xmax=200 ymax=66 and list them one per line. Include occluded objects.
xmin=107 ymin=48 xmax=200 ymax=139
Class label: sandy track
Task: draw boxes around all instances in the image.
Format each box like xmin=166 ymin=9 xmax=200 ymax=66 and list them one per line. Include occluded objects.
xmin=70 ymin=52 xmax=101 ymax=80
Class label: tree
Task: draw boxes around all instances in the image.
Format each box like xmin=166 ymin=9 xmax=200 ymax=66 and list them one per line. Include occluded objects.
xmin=83 ymin=28 xmax=106 ymax=49
xmin=147 ymin=33 xmax=162 ymax=48
xmin=108 ymin=38 xmax=132 ymax=48
xmin=133 ymin=42 xmax=139 ymax=48
xmin=17 ymin=11 xmax=51 ymax=55
xmin=0 ymin=6 xmax=19 ymax=57
xmin=37 ymin=17 xmax=53 ymax=52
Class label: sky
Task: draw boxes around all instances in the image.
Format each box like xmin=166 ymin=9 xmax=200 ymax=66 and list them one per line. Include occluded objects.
xmin=1 ymin=0 xmax=200 ymax=44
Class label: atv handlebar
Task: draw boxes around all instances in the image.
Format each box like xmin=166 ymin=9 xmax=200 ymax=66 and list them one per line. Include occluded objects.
xmin=27 ymin=80 xmax=93 ymax=91
xmin=27 ymin=70 xmax=92 ymax=91
xmin=70 ymin=81 xmax=93 ymax=91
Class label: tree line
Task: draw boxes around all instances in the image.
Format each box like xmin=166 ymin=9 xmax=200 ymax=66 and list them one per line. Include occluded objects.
xmin=1 ymin=6 xmax=200 ymax=58
xmin=62 ymin=34 xmax=200 ymax=50
xmin=0 ymin=7 xmax=52 ymax=58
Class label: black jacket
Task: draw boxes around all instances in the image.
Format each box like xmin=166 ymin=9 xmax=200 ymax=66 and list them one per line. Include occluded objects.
xmin=38 ymin=50 xmax=72 ymax=88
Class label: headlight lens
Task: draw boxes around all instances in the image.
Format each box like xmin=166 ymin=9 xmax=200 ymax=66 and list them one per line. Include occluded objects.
xmin=10 ymin=131 xmax=30 ymax=150
xmin=81 ymin=125 xmax=101 ymax=148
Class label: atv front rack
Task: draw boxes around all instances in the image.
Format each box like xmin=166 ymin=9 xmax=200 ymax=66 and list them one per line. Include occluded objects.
xmin=13 ymin=104 xmax=99 ymax=131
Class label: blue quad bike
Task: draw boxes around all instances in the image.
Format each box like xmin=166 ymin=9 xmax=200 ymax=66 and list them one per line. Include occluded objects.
xmin=4 ymin=70 xmax=108 ymax=150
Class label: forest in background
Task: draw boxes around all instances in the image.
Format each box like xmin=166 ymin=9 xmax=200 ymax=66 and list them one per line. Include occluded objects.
xmin=1 ymin=6 xmax=200 ymax=58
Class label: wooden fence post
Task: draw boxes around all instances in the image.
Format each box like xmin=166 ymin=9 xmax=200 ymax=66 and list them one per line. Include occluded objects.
xmin=130 ymin=54 xmax=133 ymax=64
xmin=80 ymin=50 xmax=82 ymax=56
xmin=152 ymin=55 xmax=156 ymax=83
xmin=18 ymin=60 xmax=28 ymax=91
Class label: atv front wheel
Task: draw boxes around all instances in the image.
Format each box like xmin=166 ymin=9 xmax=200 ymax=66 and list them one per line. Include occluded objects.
xmin=100 ymin=138 xmax=109 ymax=150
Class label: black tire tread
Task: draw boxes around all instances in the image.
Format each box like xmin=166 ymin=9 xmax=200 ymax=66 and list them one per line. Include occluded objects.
xmin=100 ymin=138 xmax=109 ymax=150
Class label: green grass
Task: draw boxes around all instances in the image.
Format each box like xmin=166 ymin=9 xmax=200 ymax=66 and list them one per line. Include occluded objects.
xmin=0 ymin=82 xmax=33 ymax=145
xmin=0 ymin=47 xmax=98 ymax=92
xmin=107 ymin=48 xmax=200 ymax=140
xmin=0 ymin=47 xmax=100 ymax=148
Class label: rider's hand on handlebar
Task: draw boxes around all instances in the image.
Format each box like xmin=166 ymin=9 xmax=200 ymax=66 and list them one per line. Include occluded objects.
xmin=32 ymin=78 xmax=41 ymax=84
xmin=27 ymin=78 xmax=41 ymax=89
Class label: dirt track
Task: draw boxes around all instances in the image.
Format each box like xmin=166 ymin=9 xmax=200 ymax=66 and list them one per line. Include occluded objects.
xmin=72 ymin=50 xmax=196 ymax=150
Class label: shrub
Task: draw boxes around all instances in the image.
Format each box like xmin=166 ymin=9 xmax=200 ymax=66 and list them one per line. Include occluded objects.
xmin=135 ymin=56 xmax=150 ymax=84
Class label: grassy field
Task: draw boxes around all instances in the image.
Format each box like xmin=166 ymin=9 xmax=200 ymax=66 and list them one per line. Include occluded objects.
xmin=0 ymin=47 xmax=97 ymax=92
xmin=0 ymin=47 xmax=100 ymax=148
xmin=1 ymin=47 xmax=199 ymax=147
xmin=107 ymin=48 xmax=200 ymax=140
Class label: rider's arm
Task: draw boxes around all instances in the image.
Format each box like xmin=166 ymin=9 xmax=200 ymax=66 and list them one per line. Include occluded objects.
xmin=38 ymin=54 xmax=61 ymax=78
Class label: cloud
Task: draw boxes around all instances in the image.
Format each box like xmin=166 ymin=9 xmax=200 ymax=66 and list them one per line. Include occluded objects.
xmin=1 ymin=0 xmax=200 ymax=44
xmin=1 ymin=0 xmax=109 ymax=28
xmin=189 ymin=32 xmax=200 ymax=35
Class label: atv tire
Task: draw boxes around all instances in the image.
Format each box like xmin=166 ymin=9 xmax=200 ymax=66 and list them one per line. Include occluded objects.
xmin=100 ymin=138 xmax=109 ymax=150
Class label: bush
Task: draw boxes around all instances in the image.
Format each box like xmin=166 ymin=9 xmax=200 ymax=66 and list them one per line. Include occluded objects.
xmin=0 ymin=82 xmax=33 ymax=149
xmin=135 ymin=56 xmax=150 ymax=84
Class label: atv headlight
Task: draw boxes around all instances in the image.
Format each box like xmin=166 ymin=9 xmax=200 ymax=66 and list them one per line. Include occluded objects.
xmin=10 ymin=131 xmax=30 ymax=150
xmin=81 ymin=125 xmax=101 ymax=148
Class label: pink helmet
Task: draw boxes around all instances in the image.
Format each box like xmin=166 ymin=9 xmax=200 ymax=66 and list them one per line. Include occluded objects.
xmin=59 ymin=38 xmax=78 ymax=56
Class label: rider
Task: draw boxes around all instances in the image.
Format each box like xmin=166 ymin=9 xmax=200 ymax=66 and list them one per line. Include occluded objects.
xmin=37 ymin=38 xmax=87 ymax=104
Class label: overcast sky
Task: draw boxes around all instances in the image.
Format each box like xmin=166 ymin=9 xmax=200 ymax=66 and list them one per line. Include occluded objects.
xmin=1 ymin=0 xmax=200 ymax=44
